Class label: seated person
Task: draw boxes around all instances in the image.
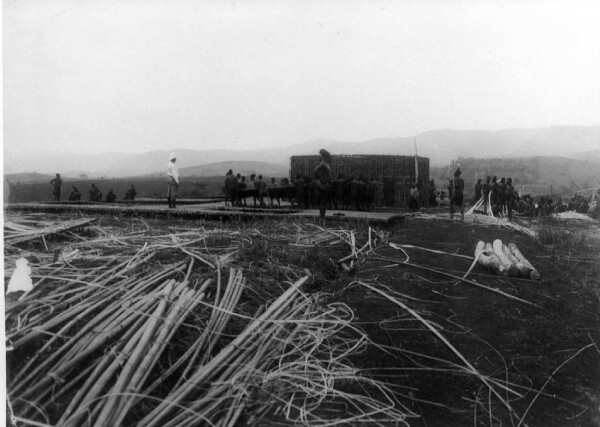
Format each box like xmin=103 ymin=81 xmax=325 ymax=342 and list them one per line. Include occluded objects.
xmin=124 ymin=185 xmax=137 ymax=201
xmin=89 ymin=184 xmax=101 ymax=202
xmin=105 ymin=189 xmax=117 ymax=203
xmin=68 ymin=186 xmax=81 ymax=201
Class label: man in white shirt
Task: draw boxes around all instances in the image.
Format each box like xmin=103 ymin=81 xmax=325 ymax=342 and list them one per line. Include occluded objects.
xmin=408 ymin=184 xmax=420 ymax=211
xmin=167 ymin=152 xmax=179 ymax=208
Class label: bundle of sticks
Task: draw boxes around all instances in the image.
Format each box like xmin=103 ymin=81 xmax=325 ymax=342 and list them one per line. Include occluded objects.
xmin=474 ymin=239 xmax=540 ymax=279
xmin=467 ymin=194 xmax=511 ymax=217
xmin=467 ymin=194 xmax=494 ymax=216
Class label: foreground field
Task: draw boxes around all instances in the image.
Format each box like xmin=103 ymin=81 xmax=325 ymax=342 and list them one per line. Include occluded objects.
xmin=4 ymin=211 xmax=599 ymax=426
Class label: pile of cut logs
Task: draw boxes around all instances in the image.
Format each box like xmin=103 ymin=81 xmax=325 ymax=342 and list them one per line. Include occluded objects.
xmin=475 ymin=239 xmax=540 ymax=280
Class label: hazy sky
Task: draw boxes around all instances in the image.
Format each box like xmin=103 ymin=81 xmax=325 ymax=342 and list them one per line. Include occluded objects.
xmin=3 ymin=0 xmax=599 ymax=155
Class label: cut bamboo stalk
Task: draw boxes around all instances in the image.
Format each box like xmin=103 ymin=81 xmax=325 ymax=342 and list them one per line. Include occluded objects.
xmin=357 ymin=281 xmax=518 ymax=418
xmin=508 ymin=243 xmax=541 ymax=280
xmin=56 ymin=314 xmax=148 ymax=427
xmin=109 ymin=286 xmax=200 ymax=426
xmin=65 ymin=306 xmax=152 ymax=420
xmin=140 ymin=279 xmax=214 ymax=396
xmin=64 ymin=266 xmax=183 ymax=356
xmin=11 ymin=301 xmax=97 ymax=350
xmin=199 ymin=269 xmax=245 ymax=364
xmin=161 ymin=302 xmax=305 ymax=427
xmin=474 ymin=241 xmax=506 ymax=276
xmin=14 ymin=285 xmax=159 ymax=391
xmin=502 ymin=243 xmax=530 ymax=277
xmin=12 ymin=261 xmax=182 ymax=353
xmin=492 ymin=239 xmax=518 ymax=277
xmin=92 ymin=279 xmax=175 ymax=426
xmin=396 ymin=259 xmax=536 ymax=306
xmin=17 ymin=292 xmax=160 ymax=400
xmin=138 ymin=277 xmax=308 ymax=427
xmin=176 ymin=269 xmax=245 ymax=387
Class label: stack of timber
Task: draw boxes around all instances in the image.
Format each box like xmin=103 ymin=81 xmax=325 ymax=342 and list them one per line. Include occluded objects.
xmin=474 ymin=239 xmax=540 ymax=279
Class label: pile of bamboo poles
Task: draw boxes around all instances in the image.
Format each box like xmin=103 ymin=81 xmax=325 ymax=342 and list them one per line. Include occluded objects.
xmin=5 ymin=214 xmax=412 ymax=426
xmin=474 ymin=239 xmax=540 ymax=279
xmin=466 ymin=194 xmax=493 ymax=217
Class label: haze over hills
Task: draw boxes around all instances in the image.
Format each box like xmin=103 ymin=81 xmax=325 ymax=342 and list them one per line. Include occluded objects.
xmin=3 ymin=126 xmax=599 ymax=178
xmin=143 ymin=161 xmax=289 ymax=179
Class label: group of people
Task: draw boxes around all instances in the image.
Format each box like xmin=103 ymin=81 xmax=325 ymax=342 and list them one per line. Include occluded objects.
xmin=68 ymin=184 xmax=137 ymax=203
xmin=50 ymin=174 xmax=137 ymax=203
xmin=224 ymin=149 xmax=333 ymax=221
xmin=473 ymin=175 xmax=518 ymax=220
xmin=406 ymin=169 xmax=467 ymax=220
xmin=167 ymin=149 xmax=333 ymax=221
xmin=224 ymin=171 xmax=287 ymax=207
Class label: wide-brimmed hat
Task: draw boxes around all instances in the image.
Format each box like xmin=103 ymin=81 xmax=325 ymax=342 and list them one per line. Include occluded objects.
xmin=169 ymin=152 xmax=177 ymax=160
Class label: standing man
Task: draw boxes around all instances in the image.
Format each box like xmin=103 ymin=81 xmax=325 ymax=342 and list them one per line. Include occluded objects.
xmin=408 ymin=183 xmax=420 ymax=212
xmin=254 ymin=174 xmax=268 ymax=207
xmin=474 ymin=178 xmax=482 ymax=203
xmin=269 ymin=177 xmax=280 ymax=207
xmin=50 ymin=173 xmax=63 ymax=201
xmin=491 ymin=176 xmax=499 ymax=213
xmin=224 ymin=170 xmax=237 ymax=207
xmin=505 ymin=177 xmax=516 ymax=221
xmin=429 ymin=180 xmax=437 ymax=206
xmin=167 ymin=152 xmax=179 ymax=209
xmin=450 ymin=168 xmax=465 ymax=220
xmin=482 ymin=176 xmax=492 ymax=213
xmin=498 ymin=177 xmax=507 ymax=214
xmin=314 ymin=149 xmax=333 ymax=223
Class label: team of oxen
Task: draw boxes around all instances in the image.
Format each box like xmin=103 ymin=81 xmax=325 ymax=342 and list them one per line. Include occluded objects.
xmin=224 ymin=175 xmax=382 ymax=211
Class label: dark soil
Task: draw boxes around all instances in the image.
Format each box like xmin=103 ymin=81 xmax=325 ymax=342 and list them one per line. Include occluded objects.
xmin=4 ymin=211 xmax=599 ymax=426
xmin=336 ymin=215 xmax=600 ymax=427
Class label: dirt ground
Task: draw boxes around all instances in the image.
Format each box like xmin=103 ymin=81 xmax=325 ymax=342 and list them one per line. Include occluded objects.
xmin=337 ymin=214 xmax=600 ymax=426
xmin=4 ymin=209 xmax=600 ymax=426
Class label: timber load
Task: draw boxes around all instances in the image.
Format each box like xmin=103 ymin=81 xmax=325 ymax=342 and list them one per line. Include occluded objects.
xmin=474 ymin=239 xmax=540 ymax=280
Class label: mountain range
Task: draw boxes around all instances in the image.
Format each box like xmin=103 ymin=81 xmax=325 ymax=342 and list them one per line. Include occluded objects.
xmin=4 ymin=126 xmax=599 ymax=179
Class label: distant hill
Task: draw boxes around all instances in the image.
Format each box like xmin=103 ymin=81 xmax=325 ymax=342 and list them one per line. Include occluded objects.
xmin=430 ymin=156 xmax=600 ymax=198
xmin=142 ymin=161 xmax=289 ymax=178
xmin=179 ymin=161 xmax=288 ymax=178
xmin=4 ymin=172 xmax=55 ymax=183
xmin=4 ymin=126 xmax=599 ymax=177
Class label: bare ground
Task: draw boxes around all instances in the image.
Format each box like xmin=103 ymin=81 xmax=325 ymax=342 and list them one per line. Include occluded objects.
xmin=4 ymin=209 xmax=600 ymax=426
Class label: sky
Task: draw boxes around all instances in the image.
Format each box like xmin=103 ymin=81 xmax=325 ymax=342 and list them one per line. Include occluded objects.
xmin=3 ymin=0 xmax=600 ymax=155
